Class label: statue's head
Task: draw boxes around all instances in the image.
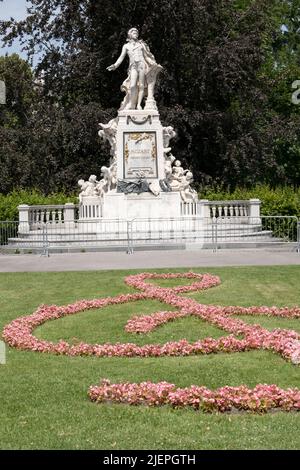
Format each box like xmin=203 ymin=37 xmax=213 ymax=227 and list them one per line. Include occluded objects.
xmin=127 ymin=28 xmax=139 ymax=41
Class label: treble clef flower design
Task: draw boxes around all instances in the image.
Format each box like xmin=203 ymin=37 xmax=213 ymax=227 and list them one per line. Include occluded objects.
xmin=2 ymin=272 xmax=300 ymax=413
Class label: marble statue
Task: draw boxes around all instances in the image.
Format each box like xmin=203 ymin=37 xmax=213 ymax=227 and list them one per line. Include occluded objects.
xmin=148 ymin=180 xmax=161 ymax=197
xmin=100 ymin=163 xmax=118 ymax=192
xmin=163 ymin=126 xmax=176 ymax=154
xmin=98 ymin=118 xmax=118 ymax=160
xmin=180 ymin=171 xmax=198 ymax=202
xmin=171 ymin=160 xmax=185 ymax=181
xmin=78 ymin=175 xmax=98 ymax=202
xmin=168 ymin=161 xmax=197 ymax=202
xmin=78 ymin=162 xmax=119 ymax=202
xmin=79 ymin=27 xmax=198 ymax=206
xmin=107 ymin=28 xmax=163 ymax=110
xmin=164 ymin=153 xmax=176 ymax=179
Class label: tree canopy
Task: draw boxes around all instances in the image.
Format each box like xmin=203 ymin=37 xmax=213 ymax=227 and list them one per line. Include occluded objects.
xmin=0 ymin=0 xmax=300 ymax=194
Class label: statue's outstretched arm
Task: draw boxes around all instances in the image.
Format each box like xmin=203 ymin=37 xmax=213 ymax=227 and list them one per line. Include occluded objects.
xmin=107 ymin=45 xmax=127 ymax=71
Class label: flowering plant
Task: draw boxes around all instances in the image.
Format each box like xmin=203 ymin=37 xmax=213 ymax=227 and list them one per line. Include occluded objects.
xmin=2 ymin=272 xmax=300 ymax=413
xmin=89 ymin=380 xmax=300 ymax=413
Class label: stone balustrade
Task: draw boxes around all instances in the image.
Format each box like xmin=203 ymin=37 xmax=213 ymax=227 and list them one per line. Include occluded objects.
xmin=18 ymin=203 xmax=79 ymax=231
xmin=79 ymin=197 xmax=103 ymax=220
xmin=180 ymin=201 xmax=198 ymax=217
xmin=19 ymin=199 xmax=261 ymax=231
xmin=196 ymin=199 xmax=261 ymax=222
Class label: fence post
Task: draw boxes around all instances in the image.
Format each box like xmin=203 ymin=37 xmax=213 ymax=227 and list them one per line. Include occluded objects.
xmin=41 ymin=223 xmax=49 ymax=257
xmin=212 ymin=219 xmax=218 ymax=252
xmin=18 ymin=205 xmax=30 ymax=232
xmin=126 ymin=220 xmax=134 ymax=255
xmin=297 ymin=221 xmax=300 ymax=254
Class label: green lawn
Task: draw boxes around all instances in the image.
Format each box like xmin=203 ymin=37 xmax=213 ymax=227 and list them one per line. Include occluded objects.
xmin=0 ymin=265 xmax=299 ymax=450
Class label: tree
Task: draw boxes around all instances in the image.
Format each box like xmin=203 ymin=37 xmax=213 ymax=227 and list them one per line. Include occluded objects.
xmin=0 ymin=53 xmax=35 ymax=127
xmin=0 ymin=0 xmax=300 ymax=192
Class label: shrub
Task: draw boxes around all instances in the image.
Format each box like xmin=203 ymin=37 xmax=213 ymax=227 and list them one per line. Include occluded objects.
xmin=199 ymin=185 xmax=300 ymax=217
xmin=0 ymin=189 xmax=77 ymax=221
xmin=0 ymin=185 xmax=299 ymax=221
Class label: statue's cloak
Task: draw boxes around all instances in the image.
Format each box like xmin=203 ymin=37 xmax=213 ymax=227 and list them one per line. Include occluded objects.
xmin=119 ymin=40 xmax=163 ymax=110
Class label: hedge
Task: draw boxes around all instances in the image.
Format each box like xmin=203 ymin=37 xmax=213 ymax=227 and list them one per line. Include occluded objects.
xmin=0 ymin=189 xmax=78 ymax=221
xmin=0 ymin=185 xmax=299 ymax=221
xmin=200 ymin=185 xmax=300 ymax=218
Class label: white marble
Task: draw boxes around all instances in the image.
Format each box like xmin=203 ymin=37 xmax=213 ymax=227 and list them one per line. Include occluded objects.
xmin=107 ymin=28 xmax=162 ymax=111
xmin=102 ymin=192 xmax=182 ymax=219
xmin=81 ymin=26 xmax=198 ymax=222
xmin=116 ymin=109 xmax=166 ymax=182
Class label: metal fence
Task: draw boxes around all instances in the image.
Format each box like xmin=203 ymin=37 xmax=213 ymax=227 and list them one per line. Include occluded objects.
xmin=212 ymin=216 xmax=300 ymax=252
xmin=0 ymin=216 xmax=299 ymax=255
xmin=0 ymin=220 xmax=132 ymax=256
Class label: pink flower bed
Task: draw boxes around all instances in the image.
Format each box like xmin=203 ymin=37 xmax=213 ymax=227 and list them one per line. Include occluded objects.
xmin=89 ymin=379 xmax=300 ymax=413
xmin=2 ymin=271 xmax=300 ymax=412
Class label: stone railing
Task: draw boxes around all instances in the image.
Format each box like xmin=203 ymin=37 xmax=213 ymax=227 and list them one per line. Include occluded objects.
xmin=196 ymin=199 xmax=261 ymax=222
xmin=79 ymin=196 xmax=103 ymax=220
xmin=180 ymin=201 xmax=198 ymax=217
xmin=18 ymin=203 xmax=79 ymax=231
xmin=19 ymin=198 xmax=261 ymax=231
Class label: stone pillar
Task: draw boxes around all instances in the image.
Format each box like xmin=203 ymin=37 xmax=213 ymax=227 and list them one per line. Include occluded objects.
xmin=64 ymin=203 xmax=76 ymax=228
xmin=249 ymin=199 xmax=261 ymax=224
xmin=18 ymin=205 xmax=30 ymax=232
xmin=198 ymin=200 xmax=211 ymax=219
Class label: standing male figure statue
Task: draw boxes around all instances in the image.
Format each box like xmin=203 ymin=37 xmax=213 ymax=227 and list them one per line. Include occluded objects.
xmin=107 ymin=28 xmax=162 ymax=110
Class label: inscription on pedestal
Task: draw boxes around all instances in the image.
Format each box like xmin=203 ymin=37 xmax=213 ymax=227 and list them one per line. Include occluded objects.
xmin=123 ymin=131 xmax=158 ymax=179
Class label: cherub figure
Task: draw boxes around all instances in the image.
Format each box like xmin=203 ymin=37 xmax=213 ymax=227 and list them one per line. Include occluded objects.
xmin=172 ymin=160 xmax=185 ymax=180
xmin=163 ymin=126 xmax=176 ymax=154
xmin=78 ymin=175 xmax=98 ymax=202
xmin=98 ymin=118 xmax=118 ymax=159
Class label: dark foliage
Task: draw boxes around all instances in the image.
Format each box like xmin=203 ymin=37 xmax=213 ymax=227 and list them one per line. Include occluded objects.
xmin=0 ymin=0 xmax=300 ymax=194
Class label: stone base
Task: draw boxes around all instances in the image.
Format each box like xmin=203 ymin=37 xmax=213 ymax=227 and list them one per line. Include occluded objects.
xmin=101 ymin=192 xmax=182 ymax=219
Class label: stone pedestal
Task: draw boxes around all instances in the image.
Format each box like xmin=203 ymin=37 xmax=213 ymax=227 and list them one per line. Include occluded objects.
xmin=18 ymin=204 xmax=30 ymax=232
xmin=249 ymin=199 xmax=261 ymax=223
xmin=102 ymin=192 xmax=181 ymax=220
xmin=116 ymin=109 xmax=165 ymax=182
